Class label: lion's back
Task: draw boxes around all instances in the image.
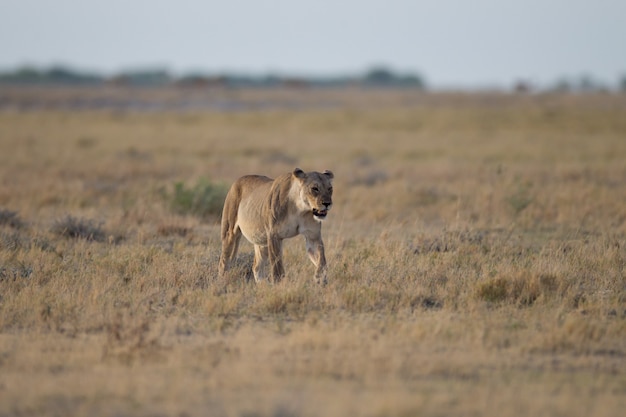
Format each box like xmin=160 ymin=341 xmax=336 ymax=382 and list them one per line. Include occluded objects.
xmin=224 ymin=175 xmax=270 ymax=202
xmin=233 ymin=174 xmax=272 ymax=191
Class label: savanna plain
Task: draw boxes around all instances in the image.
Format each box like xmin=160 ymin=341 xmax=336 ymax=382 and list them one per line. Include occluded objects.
xmin=0 ymin=87 xmax=625 ymax=417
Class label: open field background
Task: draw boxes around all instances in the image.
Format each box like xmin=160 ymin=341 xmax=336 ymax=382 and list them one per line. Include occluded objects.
xmin=1 ymin=87 xmax=625 ymax=417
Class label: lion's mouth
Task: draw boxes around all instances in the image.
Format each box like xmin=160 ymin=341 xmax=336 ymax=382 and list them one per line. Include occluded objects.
xmin=312 ymin=208 xmax=328 ymax=219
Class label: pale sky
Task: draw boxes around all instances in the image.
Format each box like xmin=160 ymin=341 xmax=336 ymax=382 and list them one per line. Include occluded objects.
xmin=1 ymin=0 xmax=625 ymax=88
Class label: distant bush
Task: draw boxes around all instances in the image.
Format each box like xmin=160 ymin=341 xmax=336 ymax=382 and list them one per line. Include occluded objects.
xmin=52 ymin=215 xmax=106 ymax=241
xmin=363 ymin=66 xmax=425 ymax=88
xmin=168 ymin=178 xmax=228 ymax=220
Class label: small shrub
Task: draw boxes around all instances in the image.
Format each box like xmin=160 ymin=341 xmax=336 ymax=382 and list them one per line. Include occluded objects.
xmin=0 ymin=209 xmax=25 ymax=229
xmin=51 ymin=215 xmax=105 ymax=241
xmin=169 ymin=178 xmax=228 ymax=220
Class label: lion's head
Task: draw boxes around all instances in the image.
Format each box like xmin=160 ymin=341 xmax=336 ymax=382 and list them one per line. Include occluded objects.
xmin=292 ymin=168 xmax=334 ymax=221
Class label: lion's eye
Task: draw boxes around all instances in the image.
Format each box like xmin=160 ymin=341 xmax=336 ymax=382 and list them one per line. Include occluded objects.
xmin=311 ymin=186 xmax=319 ymax=194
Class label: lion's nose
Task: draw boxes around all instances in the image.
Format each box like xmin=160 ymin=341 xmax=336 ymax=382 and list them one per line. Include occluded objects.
xmin=323 ymin=201 xmax=331 ymax=208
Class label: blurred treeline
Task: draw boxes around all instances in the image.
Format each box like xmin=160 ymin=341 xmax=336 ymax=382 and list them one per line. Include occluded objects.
xmin=0 ymin=65 xmax=425 ymax=89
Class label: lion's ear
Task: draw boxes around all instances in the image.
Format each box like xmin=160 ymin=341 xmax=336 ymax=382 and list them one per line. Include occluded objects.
xmin=293 ymin=168 xmax=306 ymax=179
xmin=323 ymin=170 xmax=334 ymax=180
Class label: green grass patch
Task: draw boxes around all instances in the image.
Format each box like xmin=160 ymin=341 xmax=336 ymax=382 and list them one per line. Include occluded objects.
xmin=168 ymin=178 xmax=228 ymax=220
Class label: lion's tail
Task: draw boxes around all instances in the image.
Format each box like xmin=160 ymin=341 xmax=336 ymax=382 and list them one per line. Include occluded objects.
xmin=220 ymin=183 xmax=241 ymax=241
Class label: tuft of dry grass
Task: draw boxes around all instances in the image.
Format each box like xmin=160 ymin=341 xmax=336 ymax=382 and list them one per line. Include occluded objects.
xmin=0 ymin=88 xmax=625 ymax=416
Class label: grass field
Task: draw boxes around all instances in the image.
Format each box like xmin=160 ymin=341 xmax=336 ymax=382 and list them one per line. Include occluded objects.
xmin=1 ymin=87 xmax=625 ymax=417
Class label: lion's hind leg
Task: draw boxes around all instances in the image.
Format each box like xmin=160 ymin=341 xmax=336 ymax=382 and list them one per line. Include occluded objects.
xmin=219 ymin=188 xmax=242 ymax=277
xmin=219 ymin=225 xmax=242 ymax=277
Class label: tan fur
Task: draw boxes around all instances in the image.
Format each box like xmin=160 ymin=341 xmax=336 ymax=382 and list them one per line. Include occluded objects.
xmin=219 ymin=168 xmax=334 ymax=284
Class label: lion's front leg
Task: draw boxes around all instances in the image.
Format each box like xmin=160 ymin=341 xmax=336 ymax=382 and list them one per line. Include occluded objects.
xmin=305 ymin=235 xmax=327 ymax=285
xmin=253 ymin=244 xmax=269 ymax=283
xmin=268 ymin=234 xmax=285 ymax=283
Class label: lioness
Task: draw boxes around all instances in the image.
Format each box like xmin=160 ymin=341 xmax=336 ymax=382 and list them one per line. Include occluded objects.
xmin=219 ymin=168 xmax=334 ymax=284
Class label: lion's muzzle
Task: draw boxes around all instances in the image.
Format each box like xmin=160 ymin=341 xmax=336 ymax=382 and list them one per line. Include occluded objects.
xmin=312 ymin=208 xmax=327 ymax=219
xmin=312 ymin=202 xmax=331 ymax=220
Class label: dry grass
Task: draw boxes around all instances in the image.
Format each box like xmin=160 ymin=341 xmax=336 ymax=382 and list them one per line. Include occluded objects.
xmin=0 ymin=88 xmax=625 ymax=416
